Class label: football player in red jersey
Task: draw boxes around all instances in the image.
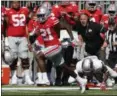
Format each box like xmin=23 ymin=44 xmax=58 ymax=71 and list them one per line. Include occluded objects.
xmin=51 ymin=2 xmax=78 ymax=85
xmin=53 ymin=1 xmax=79 ymax=25
xmin=33 ymin=6 xmax=62 ymax=85
xmin=80 ymin=1 xmax=103 ymax=23
xmin=4 ymin=1 xmax=34 ymax=85
xmin=31 ymin=6 xmax=87 ymax=92
xmin=100 ymin=4 xmax=117 ymax=29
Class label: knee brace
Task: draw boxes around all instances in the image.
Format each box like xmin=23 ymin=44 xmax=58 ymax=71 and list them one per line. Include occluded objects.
xmin=10 ymin=58 xmax=18 ymax=70
xmin=21 ymin=58 xmax=30 ymax=69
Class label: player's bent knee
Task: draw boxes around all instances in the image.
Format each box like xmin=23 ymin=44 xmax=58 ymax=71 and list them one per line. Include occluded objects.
xmin=10 ymin=58 xmax=18 ymax=70
xmin=21 ymin=58 xmax=30 ymax=69
xmin=36 ymin=52 xmax=45 ymax=59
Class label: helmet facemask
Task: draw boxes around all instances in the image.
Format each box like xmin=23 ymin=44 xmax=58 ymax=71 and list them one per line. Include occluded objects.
xmin=88 ymin=3 xmax=96 ymax=12
xmin=108 ymin=11 xmax=116 ymax=17
xmin=108 ymin=4 xmax=117 ymax=17
xmin=37 ymin=14 xmax=47 ymax=23
xmin=37 ymin=7 xmax=50 ymax=23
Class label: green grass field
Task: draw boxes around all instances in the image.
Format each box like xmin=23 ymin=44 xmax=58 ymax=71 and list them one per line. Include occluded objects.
xmin=2 ymin=85 xmax=117 ymax=96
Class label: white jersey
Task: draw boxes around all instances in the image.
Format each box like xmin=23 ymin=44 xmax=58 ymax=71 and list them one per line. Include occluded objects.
xmin=76 ymin=56 xmax=104 ymax=73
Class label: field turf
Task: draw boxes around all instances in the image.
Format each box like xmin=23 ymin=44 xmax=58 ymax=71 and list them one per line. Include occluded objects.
xmin=2 ymin=85 xmax=117 ymax=96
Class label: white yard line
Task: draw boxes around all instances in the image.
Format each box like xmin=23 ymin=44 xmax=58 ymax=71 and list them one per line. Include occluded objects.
xmin=2 ymin=87 xmax=112 ymax=91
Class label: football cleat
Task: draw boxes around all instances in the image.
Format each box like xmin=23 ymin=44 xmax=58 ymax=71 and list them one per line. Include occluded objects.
xmin=43 ymin=79 xmax=50 ymax=86
xmin=36 ymin=79 xmax=45 ymax=85
xmin=68 ymin=76 xmax=76 ymax=83
xmin=76 ymin=76 xmax=87 ymax=93
xmin=24 ymin=76 xmax=34 ymax=85
xmin=10 ymin=77 xmax=18 ymax=85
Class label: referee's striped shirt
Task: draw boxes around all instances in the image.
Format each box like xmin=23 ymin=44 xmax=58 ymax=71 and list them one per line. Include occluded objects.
xmin=106 ymin=28 xmax=117 ymax=52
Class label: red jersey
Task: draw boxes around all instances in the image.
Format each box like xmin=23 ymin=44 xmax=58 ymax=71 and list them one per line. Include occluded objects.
xmin=36 ymin=35 xmax=45 ymax=46
xmin=6 ymin=7 xmax=29 ymax=37
xmin=28 ymin=19 xmax=37 ymax=32
xmin=52 ymin=4 xmax=77 ymax=25
xmin=65 ymin=4 xmax=79 ymax=25
xmin=101 ymin=14 xmax=117 ymax=29
xmin=80 ymin=9 xmax=103 ymax=23
xmin=51 ymin=4 xmax=63 ymax=18
xmin=66 ymin=3 xmax=79 ymax=16
xmin=100 ymin=14 xmax=109 ymax=29
xmin=37 ymin=16 xmax=60 ymax=47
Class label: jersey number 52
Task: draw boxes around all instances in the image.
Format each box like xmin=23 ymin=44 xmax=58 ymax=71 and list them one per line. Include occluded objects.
xmin=12 ymin=14 xmax=26 ymax=27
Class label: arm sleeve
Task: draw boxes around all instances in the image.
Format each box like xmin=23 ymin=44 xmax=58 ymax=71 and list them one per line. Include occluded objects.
xmin=27 ymin=20 xmax=34 ymax=32
xmin=51 ymin=17 xmax=59 ymax=26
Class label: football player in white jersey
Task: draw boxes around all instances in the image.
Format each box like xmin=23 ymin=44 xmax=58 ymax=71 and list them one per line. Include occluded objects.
xmin=68 ymin=56 xmax=117 ymax=93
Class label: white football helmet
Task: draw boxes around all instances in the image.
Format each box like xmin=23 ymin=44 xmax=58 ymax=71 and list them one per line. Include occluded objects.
xmin=41 ymin=2 xmax=52 ymax=11
xmin=82 ymin=58 xmax=93 ymax=73
xmin=37 ymin=6 xmax=51 ymax=23
xmin=3 ymin=46 xmax=14 ymax=65
xmin=87 ymin=0 xmax=97 ymax=12
xmin=108 ymin=4 xmax=117 ymax=17
xmin=2 ymin=37 xmax=14 ymax=65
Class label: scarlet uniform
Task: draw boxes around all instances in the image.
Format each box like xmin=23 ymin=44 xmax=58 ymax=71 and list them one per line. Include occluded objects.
xmin=51 ymin=4 xmax=63 ymax=18
xmin=28 ymin=19 xmax=37 ymax=32
xmin=35 ymin=16 xmax=64 ymax=65
xmin=80 ymin=9 xmax=103 ymax=23
xmin=37 ymin=16 xmax=60 ymax=47
xmin=36 ymin=36 xmax=44 ymax=45
xmin=66 ymin=3 xmax=79 ymax=16
xmin=65 ymin=4 xmax=79 ymax=25
xmin=6 ymin=7 xmax=29 ymax=37
xmin=100 ymin=14 xmax=110 ymax=29
xmin=101 ymin=14 xmax=117 ymax=29
xmin=34 ymin=35 xmax=45 ymax=53
xmin=52 ymin=4 xmax=78 ymax=25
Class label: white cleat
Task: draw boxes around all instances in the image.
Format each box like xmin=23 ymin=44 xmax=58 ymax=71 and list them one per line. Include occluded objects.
xmin=68 ymin=76 xmax=76 ymax=83
xmin=11 ymin=77 xmax=18 ymax=85
xmin=76 ymin=76 xmax=87 ymax=94
xmin=36 ymin=79 xmax=45 ymax=85
xmin=80 ymin=79 xmax=87 ymax=93
xmin=25 ymin=80 xmax=34 ymax=85
xmin=106 ymin=78 xmax=115 ymax=87
xmin=81 ymin=85 xmax=85 ymax=93
xmin=25 ymin=76 xmax=34 ymax=85
xmin=113 ymin=84 xmax=117 ymax=90
xmin=43 ymin=79 xmax=50 ymax=86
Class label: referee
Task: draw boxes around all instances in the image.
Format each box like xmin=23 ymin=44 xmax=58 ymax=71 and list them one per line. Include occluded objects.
xmin=105 ymin=18 xmax=117 ymax=69
xmin=105 ymin=18 xmax=117 ymax=89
